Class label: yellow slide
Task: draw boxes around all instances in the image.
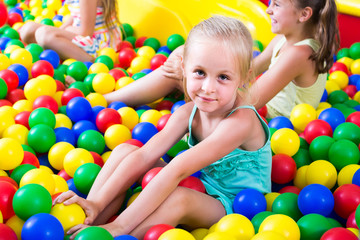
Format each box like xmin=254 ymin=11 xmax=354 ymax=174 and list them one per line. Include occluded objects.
xmin=337 ymin=0 xmax=360 ymax=17
xmin=118 ymin=0 xmax=275 ymax=47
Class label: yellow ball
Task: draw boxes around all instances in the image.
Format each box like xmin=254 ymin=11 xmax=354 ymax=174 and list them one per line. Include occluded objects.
xmin=58 ymin=6 xmax=70 ymax=16
xmin=20 ymin=168 xmax=56 ymax=195
xmin=39 ymin=165 xmax=54 ymax=174
xmin=265 ymin=192 xmax=281 ymax=211
xmin=215 ymin=214 xmax=255 ymax=240
xmin=34 ymin=16 xmax=44 ymax=24
xmin=12 ymin=22 xmax=24 ymax=31
xmin=53 ymin=20 xmax=62 ymax=28
xmin=337 ymin=57 xmax=353 ymax=69
xmin=10 ymin=48 xmax=33 ymax=69
xmin=115 ymin=76 xmax=134 ymax=90
xmin=62 ymin=58 xmax=77 ymax=66
xmin=127 ymin=191 xmax=140 ymax=207
xmin=88 ymin=62 xmax=109 ymax=74
xmin=0 ymin=170 xmax=8 ymax=177
xmin=305 ymin=160 xmax=337 ymax=189
xmin=92 ymin=73 xmax=115 ymax=94
xmin=55 ymin=113 xmax=73 ymax=129
xmin=270 ymin=128 xmax=300 ymax=157
xmin=117 ymin=107 xmax=139 ymax=130
xmin=101 ymin=151 xmax=112 ymax=163
xmin=29 ymin=0 xmax=42 ymax=8
xmin=137 ymin=46 xmax=156 ymax=59
xmin=328 ymin=71 xmax=349 ymax=89
xmin=5 ymin=215 xmax=25 ymax=240
xmin=191 ymin=228 xmax=209 ymax=240
xmin=293 ymin=165 xmax=309 ymax=190
xmin=0 ymin=138 xmax=24 ymax=170
xmin=46 ymin=0 xmax=62 ymax=11
xmin=0 ymin=106 xmax=17 ymax=117
xmin=0 ymin=111 xmax=15 ymax=137
xmin=0 ymin=207 xmax=2 ymax=223
xmin=53 ymin=91 xmax=63 ymax=107
xmin=99 ymin=47 xmax=118 ymax=63
xmin=30 ymin=7 xmax=43 ymax=18
xmin=4 ymin=45 xmax=21 ymax=54
xmin=104 ymin=124 xmax=132 ymax=150
xmin=290 ymin=104 xmax=317 ymax=133
xmin=12 ymin=99 xmax=33 ymax=112
xmin=159 ymin=228 xmax=196 ymax=240
xmin=140 ymin=109 xmax=162 ymax=126
xmin=347 ymin=228 xmax=359 ymax=237
xmin=317 ymin=102 xmax=331 ymax=111
xmin=337 ymin=164 xmax=360 ymax=186
xmin=63 ymin=148 xmax=94 ymax=177
xmin=259 ymin=214 xmax=300 ymax=240
xmin=0 ymin=53 xmax=11 ymax=71
xmin=24 ymin=76 xmax=57 ymax=102
xmin=129 ymin=56 xmax=151 ymax=74
xmin=86 ymin=92 xmax=108 ymax=107
xmin=325 ymin=80 xmax=341 ymax=94
xmin=353 ymin=91 xmax=360 ymax=103
xmin=50 ymin=203 xmax=86 ymax=232
xmin=160 ymin=110 xmax=171 ymax=116
xmin=2 ymin=124 xmax=29 ymax=145
xmin=251 ymin=231 xmax=288 ymax=240
xmin=41 ymin=8 xmax=56 ymax=19
xmin=350 ymin=59 xmax=360 ymax=75
xmin=48 ymin=142 xmax=75 ymax=170
xmin=52 ymin=174 xmax=69 ymax=195
xmin=203 ymin=232 xmax=237 ymax=240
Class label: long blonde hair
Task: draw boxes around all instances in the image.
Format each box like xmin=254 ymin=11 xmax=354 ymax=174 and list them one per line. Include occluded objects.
xmin=101 ymin=0 xmax=121 ymax=36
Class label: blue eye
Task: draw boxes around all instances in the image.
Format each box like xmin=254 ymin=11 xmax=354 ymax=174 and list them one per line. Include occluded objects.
xmin=219 ymin=74 xmax=229 ymax=81
xmin=195 ymin=70 xmax=205 ymax=76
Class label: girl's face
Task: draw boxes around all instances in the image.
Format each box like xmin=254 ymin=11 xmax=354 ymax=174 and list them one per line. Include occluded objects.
xmin=266 ymin=0 xmax=302 ymax=35
xmin=183 ymin=39 xmax=242 ymax=115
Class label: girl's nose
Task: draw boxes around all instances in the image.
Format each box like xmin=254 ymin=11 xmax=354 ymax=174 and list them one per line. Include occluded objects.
xmin=201 ymin=78 xmax=216 ymax=93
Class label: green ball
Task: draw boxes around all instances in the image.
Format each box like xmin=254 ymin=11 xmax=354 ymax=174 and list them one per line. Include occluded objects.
xmin=42 ymin=0 xmax=48 ymax=9
xmin=327 ymin=90 xmax=349 ymax=105
xmin=27 ymin=124 xmax=56 ymax=153
xmin=83 ymin=73 xmax=96 ymax=92
xmin=136 ymin=109 xmax=146 ymax=118
xmin=297 ymin=214 xmax=332 ymax=240
xmin=67 ymin=61 xmax=88 ymax=82
xmin=349 ymin=42 xmax=360 ymax=60
xmin=40 ymin=18 xmax=54 ymax=26
xmin=251 ymin=211 xmax=274 ymax=233
xmin=167 ymin=139 xmax=189 ymax=158
xmin=157 ymin=51 xmax=170 ymax=57
xmin=22 ymin=144 xmax=36 ymax=155
xmin=6 ymin=39 xmax=24 ymax=48
xmin=28 ymin=107 xmax=56 ymax=129
xmin=4 ymin=0 xmax=17 ymax=7
xmin=327 ymin=217 xmax=343 ymax=228
xmin=272 ymin=192 xmax=303 ymax=221
xmin=23 ymin=14 xmax=35 ymax=22
xmin=309 ymin=135 xmax=335 ymax=161
xmin=125 ymin=36 xmax=136 ymax=47
xmin=77 ymin=130 xmax=105 ymax=155
xmin=10 ymin=164 xmax=37 ymax=185
xmin=25 ymin=43 xmax=43 ymax=63
xmin=337 ymin=48 xmax=350 ymax=60
xmin=12 ymin=184 xmax=52 ymax=221
xmin=333 ymin=122 xmax=360 ymax=145
xmin=74 ymin=226 xmax=113 ymax=240
xmin=299 ymin=137 xmax=309 ymax=149
xmin=167 ymin=34 xmax=185 ymax=51
xmin=344 ymin=99 xmax=360 ymax=108
xmin=0 ymin=78 xmax=8 ymax=99
xmin=121 ymin=23 xmax=134 ymax=38
xmin=95 ymin=55 xmax=114 ymax=70
xmin=3 ymin=27 xmax=20 ymax=39
xmin=253 ymin=40 xmax=264 ymax=52
xmin=0 ymin=25 xmax=10 ymax=35
xmin=355 ymin=203 xmax=360 ymax=229
xmin=58 ymin=105 xmax=67 ymax=115
xmin=292 ymin=148 xmax=311 ymax=168
xmin=132 ymin=72 xmax=146 ymax=80
xmin=53 ymin=69 xmax=65 ymax=84
xmin=56 ymin=64 xmax=68 ymax=75
xmin=144 ymin=37 xmax=161 ymax=52
xmin=74 ymin=163 xmax=101 ymax=195
xmin=68 ymin=81 xmax=90 ymax=96
xmin=329 ymin=139 xmax=360 ymax=171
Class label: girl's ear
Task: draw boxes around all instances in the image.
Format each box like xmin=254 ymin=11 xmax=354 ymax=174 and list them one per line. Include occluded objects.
xmin=299 ymin=6 xmax=313 ymax=22
xmin=180 ymin=56 xmax=185 ymax=75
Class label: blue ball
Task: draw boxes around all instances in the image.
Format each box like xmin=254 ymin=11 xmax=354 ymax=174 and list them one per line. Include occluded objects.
xmin=40 ymin=49 xmax=60 ymax=68
xmin=140 ymin=68 xmax=153 ymax=74
xmin=91 ymin=106 xmax=106 ymax=123
xmin=54 ymin=127 xmax=76 ymax=145
xmin=52 ymin=15 xmax=63 ymax=22
xmin=83 ymin=61 xmax=93 ymax=69
xmin=268 ymin=116 xmax=294 ymax=130
xmin=171 ymin=100 xmax=186 ymax=113
xmin=297 ymin=184 xmax=334 ymax=216
xmin=22 ymin=213 xmax=64 ymax=240
xmin=135 ymin=105 xmax=151 ymax=111
xmin=8 ymin=7 xmax=23 ymax=17
xmin=318 ymin=107 xmax=345 ymax=131
xmin=233 ymin=188 xmax=267 ymax=220
xmin=0 ymin=37 xmax=11 ymax=50
xmin=72 ymin=120 xmax=98 ymax=139
xmin=157 ymin=45 xmax=172 ymax=54
xmin=320 ymin=89 xmax=328 ymax=102
xmin=132 ymin=122 xmax=158 ymax=144
xmin=8 ymin=63 xmax=29 ymax=86
xmin=349 ymin=74 xmax=360 ymax=86
xmin=114 ymin=235 xmax=138 ymax=240
xmin=352 ymin=168 xmax=360 ymax=187
xmin=253 ymin=50 xmax=261 ymax=58
xmin=108 ymin=101 xmax=127 ymax=110
xmin=66 ymin=97 xmax=93 ymax=122
xmin=67 ymin=178 xmax=87 ymax=199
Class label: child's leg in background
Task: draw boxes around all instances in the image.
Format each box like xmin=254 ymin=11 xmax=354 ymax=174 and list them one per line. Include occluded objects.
xmin=19 ymin=21 xmax=44 ymax=44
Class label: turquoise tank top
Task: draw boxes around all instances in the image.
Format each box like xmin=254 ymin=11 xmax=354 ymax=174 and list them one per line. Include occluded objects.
xmin=188 ymin=105 xmax=272 ymax=214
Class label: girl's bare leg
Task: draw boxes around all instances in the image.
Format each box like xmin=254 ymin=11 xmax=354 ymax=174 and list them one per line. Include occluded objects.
xmin=34 ymin=25 xmax=94 ymax=62
xmin=19 ymin=22 xmax=44 ymax=44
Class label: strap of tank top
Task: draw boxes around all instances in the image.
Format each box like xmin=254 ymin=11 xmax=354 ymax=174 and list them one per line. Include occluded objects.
xmin=188 ymin=105 xmax=197 ymax=139
xmin=294 ymin=38 xmax=319 ymax=52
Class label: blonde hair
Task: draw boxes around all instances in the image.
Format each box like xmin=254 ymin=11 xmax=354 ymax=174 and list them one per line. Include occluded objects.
xmin=182 ymin=15 xmax=254 ymax=103
xmin=101 ymin=0 xmax=121 ymax=37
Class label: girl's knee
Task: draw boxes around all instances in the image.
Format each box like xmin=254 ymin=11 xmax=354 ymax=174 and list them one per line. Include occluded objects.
xmin=112 ymin=143 xmax=139 ymax=155
xmin=35 ymin=25 xmax=55 ymax=46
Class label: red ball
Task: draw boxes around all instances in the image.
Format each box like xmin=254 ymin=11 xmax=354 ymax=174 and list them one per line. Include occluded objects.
xmin=61 ymin=88 xmax=84 ymax=105
xmin=142 ymin=167 xmax=163 ymax=189
xmin=178 ymin=176 xmax=206 ymax=193
xmin=278 ymin=185 xmax=301 ymax=195
xmin=0 ymin=176 xmax=18 ymax=189
xmin=156 ymin=100 xmax=174 ymax=111
xmin=124 ymin=139 xmax=144 ymax=148
xmin=257 ymin=105 xmax=268 ymax=118
xmin=320 ymin=227 xmax=358 ymax=240
xmin=6 ymin=88 xmax=25 ymax=103
xmin=55 ymin=80 xmax=65 ymax=91
xmin=14 ymin=111 xmax=31 ymax=129
xmin=118 ymin=40 xmax=133 ymax=50
xmin=343 ymin=85 xmax=357 ymax=98
xmin=329 ymin=62 xmax=350 ymax=76
xmin=144 ymin=224 xmax=174 ymax=240
xmin=333 ymin=184 xmax=360 ymax=219
xmin=33 ymin=95 xmax=59 ymax=114
xmin=157 ymin=114 xmax=171 ymax=131
xmin=118 ymin=48 xmax=137 ymax=69
xmin=95 ymin=108 xmax=122 ymax=133
xmin=346 ymin=211 xmax=358 ymax=229
xmin=0 ymin=69 xmax=19 ymax=92
xmin=271 ymin=154 xmax=297 ymax=184
xmin=7 ymin=12 xmax=23 ymax=27
xmin=21 ymin=151 xmax=40 ymax=168
xmin=0 ymin=2 xmax=8 ymax=27
xmin=31 ymin=60 xmax=54 ymax=78
xmin=303 ymin=119 xmax=333 ymax=144
xmin=58 ymin=169 xmax=72 ymax=181
xmin=0 ymin=99 xmax=12 ymax=107
xmin=90 ymin=151 xmax=104 ymax=168
xmin=109 ymin=68 xmax=127 ymax=81
xmin=0 ymin=223 xmax=17 ymax=240
xmin=150 ymin=54 xmax=168 ymax=70
xmin=0 ymin=181 xmax=17 ymax=220
xmin=135 ymin=36 xmax=147 ymax=48
xmin=346 ymin=112 xmax=360 ymax=128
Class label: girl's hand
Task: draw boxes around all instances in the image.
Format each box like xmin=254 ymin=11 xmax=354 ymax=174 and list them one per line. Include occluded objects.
xmin=161 ymin=45 xmax=184 ymax=81
xmin=53 ymin=191 xmax=101 ymax=225
xmin=66 ymin=224 xmax=90 ymax=240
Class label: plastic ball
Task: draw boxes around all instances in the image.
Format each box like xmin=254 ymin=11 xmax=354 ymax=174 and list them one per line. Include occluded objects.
xmin=72 ymin=120 xmax=97 ymax=139
xmin=0 ymin=137 xmax=24 ymax=170
xmin=297 ymin=214 xmax=332 ymax=240
xmin=318 ymin=108 xmax=346 ymax=131
xmin=214 ymin=214 xmax=255 ymax=240
xmin=118 ymin=48 xmax=137 ymax=69
xmin=271 ymin=154 xmax=297 ymax=184
xmin=29 ymin=107 xmax=56 ymax=128
xmin=77 ymin=130 xmax=105 ymax=155
xmin=333 ymin=122 xmax=360 ymax=145
xmin=66 ymin=61 xmax=88 ymax=82
xmin=328 ymin=139 xmax=359 ymax=171
xmin=0 ymin=2 xmax=8 ymax=27
xmin=350 ymin=59 xmax=360 ymax=75
xmin=233 ymin=188 xmax=267 ymax=220
xmin=20 ymin=168 xmax=55 ymax=194
xmin=306 ymin=160 xmax=337 ymax=189
xmin=92 ymin=72 xmax=115 ymax=94
xmin=50 ymin=203 xmax=86 ymax=232
xmin=268 ymin=116 xmax=294 ymax=130
xmin=12 ymin=184 xmax=52 ymax=220
xmin=144 ymin=224 xmax=174 ymax=240
xmin=7 ymin=63 xmax=29 ymax=86
xmin=89 ymin=62 xmax=109 ymax=74
xmin=21 ymin=213 xmax=64 ymax=240
xmin=23 ymin=75 xmax=57 ymax=102
xmin=203 ymin=232 xmax=237 ymax=240
xmin=27 ymin=124 xmax=56 ymax=153
xmin=9 ymin=48 xmax=32 ymax=69
xmin=321 ymin=227 xmax=358 ymax=240
xmin=297 ymin=184 xmax=334 ymax=216
xmin=0 ymin=54 xmax=10 ymax=72
xmin=74 ymin=226 xmax=113 ymax=240
xmin=150 ymin=54 xmax=167 ymax=70
xmin=303 ymin=119 xmax=333 ymax=144
xmin=96 ymin=108 xmax=122 ymax=133
xmin=141 ymin=167 xmax=162 ymax=189
xmin=129 ymin=56 xmax=151 ymax=74
xmin=0 ymin=223 xmax=17 ymax=240
xmin=0 ymin=69 xmax=19 ymax=92
xmin=271 ymin=128 xmax=300 ymax=156
xmin=178 ymin=176 xmax=206 ymax=193
xmin=54 ymin=127 xmax=76 ymax=145
xmin=52 ymin=174 xmax=69 ymax=194
xmin=271 ymin=192 xmax=302 ymax=221
xmin=117 ymin=107 xmax=139 ymax=130
xmin=2 ymin=124 xmax=29 ymax=145
xmin=73 ymin=162 xmax=101 ymax=194
xmin=328 ymin=71 xmax=349 ymax=89
xmin=338 ymin=164 xmax=360 ymax=186
xmin=259 ymin=214 xmax=300 ymax=240
xmin=61 ymin=88 xmax=84 ymax=105
xmin=290 ymin=104 xmax=317 ymax=132
xmin=157 ymin=228 xmax=194 ymax=240
xmin=132 ymin=122 xmax=158 ymax=144
xmin=66 ymin=97 xmax=93 ymax=122
xmin=140 ymin=109 xmax=162 ymax=126
xmin=5 ymin=215 xmax=24 ymax=240
xmin=333 ymin=184 xmax=360 ymax=219
xmin=167 ymin=34 xmax=185 ymax=51
xmin=309 ymin=135 xmax=335 ymax=161
xmin=48 ymin=142 xmax=75 ymax=170
xmin=0 ymin=181 xmax=17 ymax=220
xmin=63 ymin=148 xmax=94 ymax=177
xmin=251 ymin=211 xmax=275 ymax=234
xmin=39 ymin=49 xmax=60 ymax=69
